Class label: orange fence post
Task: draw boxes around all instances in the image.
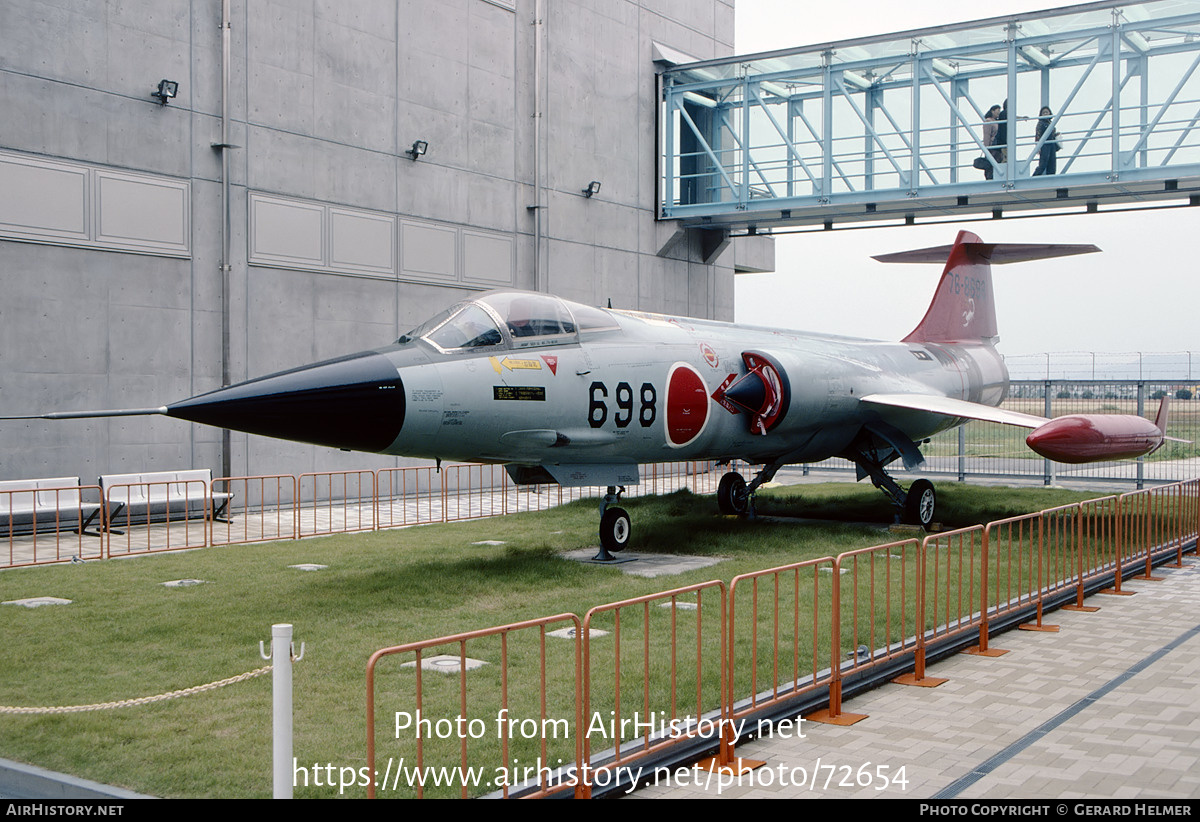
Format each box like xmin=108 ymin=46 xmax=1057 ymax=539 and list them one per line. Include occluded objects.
xmin=964 ymin=526 xmax=1008 ymax=657
xmin=581 ymin=581 xmax=729 ymax=791
xmin=1060 ymin=503 xmax=1100 ymax=612
xmin=892 ymin=530 xmax=985 ymax=687
xmin=1121 ymin=489 xmax=1167 ymax=583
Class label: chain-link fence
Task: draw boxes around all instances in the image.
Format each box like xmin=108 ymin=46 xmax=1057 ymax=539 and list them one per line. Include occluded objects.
xmin=1003 ymin=352 xmax=1200 ymax=381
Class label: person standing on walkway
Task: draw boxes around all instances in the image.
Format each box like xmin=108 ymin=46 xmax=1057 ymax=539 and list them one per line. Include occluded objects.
xmin=982 ymin=104 xmax=1001 ymax=180
xmin=1033 ymin=106 xmax=1060 ymax=176
xmin=994 ymin=99 xmax=1009 ymax=167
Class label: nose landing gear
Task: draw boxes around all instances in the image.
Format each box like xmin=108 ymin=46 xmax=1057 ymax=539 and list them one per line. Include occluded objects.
xmin=595 ymin=485 xmax=630 ymax=561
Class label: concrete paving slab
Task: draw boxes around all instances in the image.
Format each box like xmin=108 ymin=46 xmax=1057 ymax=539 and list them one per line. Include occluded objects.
xmin=562 ymin=548 xmax=726 ymax=577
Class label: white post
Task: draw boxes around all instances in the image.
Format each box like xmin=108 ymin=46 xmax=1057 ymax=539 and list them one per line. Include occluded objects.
xmin=272 ymin=623 xmax=293 ymax=799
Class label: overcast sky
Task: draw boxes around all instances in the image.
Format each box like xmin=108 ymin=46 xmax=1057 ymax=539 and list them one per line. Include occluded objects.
xmin=731 ymin=0 xmax=1199 ymax=357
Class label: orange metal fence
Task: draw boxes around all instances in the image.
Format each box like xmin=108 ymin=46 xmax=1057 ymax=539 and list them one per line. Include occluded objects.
xmin=366 ymin=614 xmax=583 ymax=799
xmin=298 ymin=470 xmax=377 ymax=537
xmin=727 ymin=557 xmax=837 ymax=726
xmin=104 ymin=479 xmax=211 ymax=558
xmin=1 ymin=484 xmax=105 ymax=568
xmin=580 ymin=581 xmax=727 ymax=796
xmin=2 ymin=466 xmax=1192 ymax=572
xmin=376 ymin=466 xmax=443 ymax=528
xmin=1120 ymin=480 xmax=1200 ymax=579
xmin=366 ymin=478 xmax=1199 ymax=799
xmin=210 ymin=474 xmax=298 ymax=546
xmin=918 ymin=526 xmax=985 ymax=675
xmin=2 ymin=461 xmax=725 ymax=568
xmin=828 ymin=540 xmax=921 ymax=710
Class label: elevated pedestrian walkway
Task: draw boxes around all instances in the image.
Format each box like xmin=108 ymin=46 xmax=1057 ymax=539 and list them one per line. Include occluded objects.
xmin=659 ymin=1 xmax=1200 ymax=233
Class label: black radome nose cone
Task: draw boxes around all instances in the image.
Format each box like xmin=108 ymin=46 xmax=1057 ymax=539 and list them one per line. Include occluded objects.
xmin=167 ymin=351 xmax=404 ymax=452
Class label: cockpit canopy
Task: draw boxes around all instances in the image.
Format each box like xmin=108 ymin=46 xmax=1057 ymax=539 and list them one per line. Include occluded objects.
xmin=398 ymin=290 xmax=619 ymax=352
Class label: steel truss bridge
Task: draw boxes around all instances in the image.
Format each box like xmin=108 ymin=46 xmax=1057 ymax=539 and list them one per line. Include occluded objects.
xmin=659 ymin=0 xmax=1200 ymax=233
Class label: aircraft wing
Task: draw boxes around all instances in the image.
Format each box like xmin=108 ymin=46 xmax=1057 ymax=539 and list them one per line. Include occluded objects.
xmin=860 ymin=393 xmax=1048 ymax=428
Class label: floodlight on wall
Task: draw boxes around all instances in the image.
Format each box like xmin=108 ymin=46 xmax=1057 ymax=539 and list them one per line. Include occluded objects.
xmin=582 ymin=181 xmax=601 ymax=198
xmin=406 ymin=140 xmax=428 ymax=160
xmin=152 ymin=79 xmax=179 ymax=105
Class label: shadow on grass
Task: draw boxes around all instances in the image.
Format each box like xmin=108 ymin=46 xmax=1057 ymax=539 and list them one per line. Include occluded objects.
xmin=753 ymin=481 xmax=1103 ymax=530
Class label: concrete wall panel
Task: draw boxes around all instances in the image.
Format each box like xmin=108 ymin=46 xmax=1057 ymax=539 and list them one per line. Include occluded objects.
xmin=545 ymin=238 xmax=594 ymax=306
xmin=0 ymin=3 xmax=111 ymax=87
xmin=0 ymin=0 xmax=739 ymax=482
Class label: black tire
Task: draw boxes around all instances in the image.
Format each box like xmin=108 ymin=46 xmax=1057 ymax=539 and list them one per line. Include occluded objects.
xmin=600 ymin=507 xmax=631 ymax=552
xmin=717 ymin=472 xmax=749 ymax=516
xmin=905 ymin=479 xmax=936 ymax=529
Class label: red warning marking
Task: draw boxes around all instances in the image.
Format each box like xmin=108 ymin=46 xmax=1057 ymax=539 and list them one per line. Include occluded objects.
xmin=711 ymin=373 xmax=740 ymax=415
xmin=541 ymin=355 xmax=558 ymax=375
xmin=666 ymin=363 xmax=709 ymax=447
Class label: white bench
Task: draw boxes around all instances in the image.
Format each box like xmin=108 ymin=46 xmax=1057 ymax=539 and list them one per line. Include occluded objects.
xmin=100 ymin=469 xmax=234 ymax=530
xmin=0 ymin=477 xmax=103 ymax=537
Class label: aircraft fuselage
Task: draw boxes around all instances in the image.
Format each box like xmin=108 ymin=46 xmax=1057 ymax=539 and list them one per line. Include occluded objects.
xmin=18 ymin=231 xmax=1130 ymax=543
xmin=376 ymin=307 xmax=1008 ymax=476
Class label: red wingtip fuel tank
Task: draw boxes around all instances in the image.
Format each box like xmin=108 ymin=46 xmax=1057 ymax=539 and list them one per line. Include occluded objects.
xmin=1025 ymin=414 xmax=1165 ymax=464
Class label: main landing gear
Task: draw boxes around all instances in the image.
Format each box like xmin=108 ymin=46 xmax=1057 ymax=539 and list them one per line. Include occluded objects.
xmin=717 ymin=463 xmax=782 ymax=519
xmin=904 ymin=479 xmax=937 ymax=530
xmin=855 ymin=453 xmax=938 ymax=530
xmin=595 ymin=485 xmax=631 ymax=561
xmin=716 ymin=463 xmax=937 ymax=530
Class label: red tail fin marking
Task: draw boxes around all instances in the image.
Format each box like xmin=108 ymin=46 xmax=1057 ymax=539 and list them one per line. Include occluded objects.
xmin=901 ymin=230 xmax=996 ymax=344
xmin=872 ymin=233 xmax=1101 ymax=345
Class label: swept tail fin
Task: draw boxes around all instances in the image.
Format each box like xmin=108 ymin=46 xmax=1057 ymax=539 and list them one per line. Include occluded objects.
xmin=873 ymin=230 xmax=1100 ymax=344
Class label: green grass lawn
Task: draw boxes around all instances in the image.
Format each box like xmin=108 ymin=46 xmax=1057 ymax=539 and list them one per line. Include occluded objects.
xmin=0 ymin=482 xmax=1107 ymax=798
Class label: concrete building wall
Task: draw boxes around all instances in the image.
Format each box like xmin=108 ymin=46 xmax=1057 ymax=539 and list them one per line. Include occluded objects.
xmin=0 ymin=0 xmax=748 ymax=484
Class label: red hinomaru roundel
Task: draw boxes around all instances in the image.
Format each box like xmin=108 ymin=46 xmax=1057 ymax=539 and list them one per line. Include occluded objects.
xmin=665 ymin=363 xmax=709 ymax=447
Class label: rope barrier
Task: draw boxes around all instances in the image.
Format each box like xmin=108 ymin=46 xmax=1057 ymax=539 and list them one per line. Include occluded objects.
xmin=0 ymin=665 xmax=273 ymax=715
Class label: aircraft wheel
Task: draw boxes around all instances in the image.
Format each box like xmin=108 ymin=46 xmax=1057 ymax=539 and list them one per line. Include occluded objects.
xmin=905 ymin=480 xmax=936 ymax=530
xmin=717 ymin=472 xmax=749 ymax=516
xmin=600 ymin=507 xmax=631 ymax=552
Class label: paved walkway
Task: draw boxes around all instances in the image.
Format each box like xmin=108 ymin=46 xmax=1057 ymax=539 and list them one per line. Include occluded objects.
xmin=631 ymin=557 xmax=1200 ymax=800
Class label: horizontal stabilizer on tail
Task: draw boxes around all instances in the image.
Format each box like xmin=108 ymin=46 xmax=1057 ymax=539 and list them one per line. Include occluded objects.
xmin=873 ymin=243 xmax=1101 ymax=265
xmin=885 ymin=231 xmax=1101 ymax=345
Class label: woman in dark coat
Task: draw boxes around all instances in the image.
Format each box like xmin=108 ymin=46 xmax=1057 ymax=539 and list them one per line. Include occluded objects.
xmin=1033 ymin=106 xmax=1060 ymax=176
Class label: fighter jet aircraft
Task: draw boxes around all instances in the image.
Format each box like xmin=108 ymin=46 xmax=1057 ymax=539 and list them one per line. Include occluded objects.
xmin=9 ymin=230 xmax=1175 ymax=555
